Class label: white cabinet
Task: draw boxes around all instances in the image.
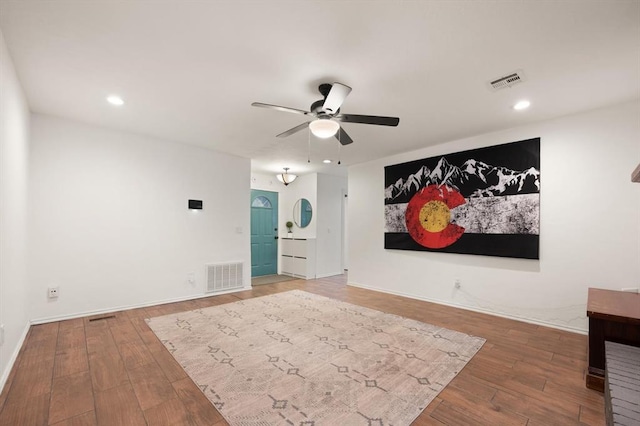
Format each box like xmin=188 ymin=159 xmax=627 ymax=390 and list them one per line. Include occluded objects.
xmin=281 ymin=238 xmax=316 ymax=279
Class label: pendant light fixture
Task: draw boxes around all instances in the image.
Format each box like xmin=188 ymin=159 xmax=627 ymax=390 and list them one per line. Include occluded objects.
xmin=276 ymin=167 xmax=297 ymax=186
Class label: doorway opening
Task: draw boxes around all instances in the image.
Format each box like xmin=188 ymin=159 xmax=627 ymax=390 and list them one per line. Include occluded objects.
xmin=250 ymin=190 xmax=278 ymax=277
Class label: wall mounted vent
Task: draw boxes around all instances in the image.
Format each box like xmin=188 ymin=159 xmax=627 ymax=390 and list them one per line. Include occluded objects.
xmin=206 ymin=262 xmax=244 ymax=293
xmin=488 ymin=70 xmax=526 ymax=91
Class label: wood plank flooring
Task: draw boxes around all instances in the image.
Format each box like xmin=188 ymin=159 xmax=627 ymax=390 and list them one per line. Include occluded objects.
xmin=0 ymin=275 xmax=604 ymax=425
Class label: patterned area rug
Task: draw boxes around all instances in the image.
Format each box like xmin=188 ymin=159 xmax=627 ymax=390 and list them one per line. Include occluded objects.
xmin=147 ymin=290 xmax=485 ymax=425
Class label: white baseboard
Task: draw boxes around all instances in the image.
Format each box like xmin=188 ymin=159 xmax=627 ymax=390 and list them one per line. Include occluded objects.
xmin=30 ymin=286 xmax=250 ymax=325
xmin=315 ymin=271 xmax=345 ymax=279
xmin=0 ymin=321 xmax=30 ymax=394
xmin=347 ymin=281 xmax=587 ymax=335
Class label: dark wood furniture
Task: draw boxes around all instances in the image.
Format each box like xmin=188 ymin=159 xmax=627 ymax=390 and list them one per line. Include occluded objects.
xmin=587 ymin=288 xmax=640 ymax=391
xmin=604 ymin=341 xmax=640 ymax=425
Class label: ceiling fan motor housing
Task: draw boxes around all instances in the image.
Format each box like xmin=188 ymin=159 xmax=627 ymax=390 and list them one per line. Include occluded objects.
xmin=312 ymin=83 xmax=341 ymax=114
xmin=318 ymin=83 xmax=333 ymax=98
xmin=310 ymin=99 xmax=325 ymax=114
xmin=310 ymin=99 xmax=339 ymax=116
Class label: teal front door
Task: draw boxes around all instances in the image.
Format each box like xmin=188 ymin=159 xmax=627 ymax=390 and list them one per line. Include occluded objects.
xmin=250 ymin=190 xmax=278 ymax=277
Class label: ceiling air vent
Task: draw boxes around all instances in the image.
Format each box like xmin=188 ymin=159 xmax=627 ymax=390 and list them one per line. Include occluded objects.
xmin=488 ymin=70 xmax=526 ymax=91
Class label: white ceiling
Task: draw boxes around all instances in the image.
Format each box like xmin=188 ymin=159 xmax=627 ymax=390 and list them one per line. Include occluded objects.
xmin=1 ymin=1 xmax=638 ymax=177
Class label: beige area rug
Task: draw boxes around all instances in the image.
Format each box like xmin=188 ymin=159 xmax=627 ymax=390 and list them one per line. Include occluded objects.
xmin=147 ymin=290 xmax=485 ymax=425
xmin=251 ymin=274 xmax=297 ymax=286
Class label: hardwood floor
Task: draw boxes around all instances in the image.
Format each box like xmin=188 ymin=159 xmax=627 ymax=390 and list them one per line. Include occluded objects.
xmin=0 ymin=275 xmax=604 ymax=425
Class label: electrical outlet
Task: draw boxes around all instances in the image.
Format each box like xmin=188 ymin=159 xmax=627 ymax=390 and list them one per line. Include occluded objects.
xmin=454 ymin=279 xmax=461 ymax=289
xmin=48 ymin=287 xmax=59 ymax=298
xmin=187 ymin=273 xmax=195 ymax=285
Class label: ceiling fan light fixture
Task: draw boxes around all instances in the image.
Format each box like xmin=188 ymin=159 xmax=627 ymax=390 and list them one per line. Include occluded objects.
xmin=309 ymin=119 xmax=340 ymax=139
xmin=276 ymin=167 xmax=297 ymax=186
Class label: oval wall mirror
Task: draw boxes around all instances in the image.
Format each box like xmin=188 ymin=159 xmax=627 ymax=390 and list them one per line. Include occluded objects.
xmin=293 ymin=198 xmax=313 ymax=228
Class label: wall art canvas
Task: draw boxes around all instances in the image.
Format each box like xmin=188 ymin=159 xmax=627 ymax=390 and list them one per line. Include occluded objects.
xmin=384 ymin=138 xmax=540 ymax=259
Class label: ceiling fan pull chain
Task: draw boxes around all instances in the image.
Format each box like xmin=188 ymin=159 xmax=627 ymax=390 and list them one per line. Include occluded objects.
xmin=338 ymin=131 xmax=342 ymax=165
xmin=307 ymin=127 xmax=311 ymax=163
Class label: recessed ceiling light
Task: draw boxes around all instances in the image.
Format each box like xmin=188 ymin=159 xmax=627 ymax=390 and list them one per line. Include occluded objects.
xmin=323 ymin=159 xmax=332 ymax=164
xmin=513 ymin=100 xmax=530 ymax=111
xmin=107 ymin=95 xmax=124 ymax=106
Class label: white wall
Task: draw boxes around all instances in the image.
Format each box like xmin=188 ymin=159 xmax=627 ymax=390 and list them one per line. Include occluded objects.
xmin=29 ymin=115 xmax=251 ymax=321
xmin=279 ymin=173 xmax=317 ymax=239
xmin=252 ymin=171 xmax=346 ymax=278
xmin=316 ymin=174 xmax=347 ymax=278
xmin=275 ymin=172 xmax=346 ymax=277
xmin=348 ymin=100 xmax=640 ymax=332
xmin=0 ymin=29 xmax=31 ymax=388
xmin=250 ymin=172 xmax=282 ymax=194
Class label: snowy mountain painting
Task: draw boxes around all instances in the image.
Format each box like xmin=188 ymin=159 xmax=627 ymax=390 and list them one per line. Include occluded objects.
xmin=384 ymin=138 xmax=540 ymax=259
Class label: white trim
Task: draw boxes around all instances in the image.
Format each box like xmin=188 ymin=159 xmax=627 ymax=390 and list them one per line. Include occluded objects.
xmin=30 ymin=286 xmax=250 ymax=325
xmin=0 ymin=321 xmax=30 ymax=394
xmin=315 ymin=272 xmax=344 ymax=279
xmin=347 ymin=281 xmax=587 ymax=335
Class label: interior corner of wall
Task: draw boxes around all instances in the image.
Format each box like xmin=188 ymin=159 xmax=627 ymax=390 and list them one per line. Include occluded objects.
xmin=0 ymin=320 xmax=30 ymax=394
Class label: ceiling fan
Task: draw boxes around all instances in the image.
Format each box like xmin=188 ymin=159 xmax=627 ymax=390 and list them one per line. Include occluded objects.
xmin=251 ymin=82 xmax=399 ymax=145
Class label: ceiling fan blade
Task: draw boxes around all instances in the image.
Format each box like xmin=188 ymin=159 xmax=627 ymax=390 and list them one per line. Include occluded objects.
xmin=276 ymin=122 xmax=310 ymax=138
xmin=335 ymin=127 xmax=354 ymax=145
xmin=335 ymin=114 xmax=399 ymax=126
xmin=322 ymin=83 xmax=352 ymax=114
xmin=251 ymin=102 xmax=310 ymax=116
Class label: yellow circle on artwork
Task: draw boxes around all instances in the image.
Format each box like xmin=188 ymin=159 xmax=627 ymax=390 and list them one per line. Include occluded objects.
xmin=419 ymin=200 xmax=451 ymax=232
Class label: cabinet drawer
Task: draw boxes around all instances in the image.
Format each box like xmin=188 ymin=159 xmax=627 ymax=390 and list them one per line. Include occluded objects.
xmin=291 ymin=239 xmax=307 ymax=258
xmin=291 ymin=258 xmax=306 ymax=277
xmin=281 ymin=255 xmax=294 ymax=274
